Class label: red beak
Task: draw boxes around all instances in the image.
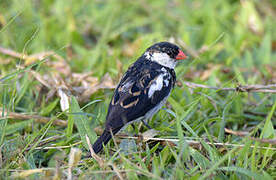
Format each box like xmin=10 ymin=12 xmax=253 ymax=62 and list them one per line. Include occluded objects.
xmin=175 ymin=50 xmax=187 ymax=60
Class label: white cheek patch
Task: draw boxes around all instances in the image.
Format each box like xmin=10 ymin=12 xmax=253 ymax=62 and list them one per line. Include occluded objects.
xmin=150 ymin=52 xmax=177 ymax=69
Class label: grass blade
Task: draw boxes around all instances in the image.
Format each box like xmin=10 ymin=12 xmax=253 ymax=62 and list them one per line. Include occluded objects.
xmin=69 ymin=96 xmax=97 ymax=150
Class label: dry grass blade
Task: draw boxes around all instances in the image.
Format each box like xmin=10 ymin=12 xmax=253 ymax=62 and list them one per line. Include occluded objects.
xmin=0 ymin=45 xmax=26 ymax=59
xmin=68 ymin=148 xmax=82 ymax=180
xmin=0 ymin=45 xmax=64 ymax=65
xmin=184 ymin=82 xmax=276 ymax=93
xmin=33 ymin=142 xmax=82 ymax=150
xmin=107 ymin=162 xmax=124 ymax=180
xmin=141 ymin=129 xmax=159 ymax=141
xmin=116 ymin=135 xmax=276 ymax=151
xmin=225 ymin=128 xmax=276 ymax=145
xmin=85 ymin=135 xmax=105 ymax=168
xmin=224 ymin=128 xmax=250 ymax=136
xmin=11 ymin=168 xmax=53 ymax=178
xmin=30 ymin=70 xmax=52 ymax=89
xmin=78 ymin=73 xmax=116 ymax=102
xmin=26 ymin=135 xmax=63 ymax=150
xmin=0 ymin=109 xmax=67 ymax=127
xmin=85 ymin=169 xmax=133 ymax=174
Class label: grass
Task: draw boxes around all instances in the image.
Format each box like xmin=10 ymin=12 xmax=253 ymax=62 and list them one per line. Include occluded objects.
xmin=0 ymin=0 xmax=276 ymax=179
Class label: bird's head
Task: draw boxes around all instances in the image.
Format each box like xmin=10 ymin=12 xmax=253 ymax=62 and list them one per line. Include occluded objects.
xmin=143 ymin=42 xmax=187 ymax=69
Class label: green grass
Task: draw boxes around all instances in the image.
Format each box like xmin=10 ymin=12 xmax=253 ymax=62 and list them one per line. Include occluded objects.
xmin=0 ymin=0 xmax=276 ymax=179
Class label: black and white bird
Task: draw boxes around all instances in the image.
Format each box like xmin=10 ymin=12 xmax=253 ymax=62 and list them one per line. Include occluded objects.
xmin=92 ymin=42 xmax=187 ymax=153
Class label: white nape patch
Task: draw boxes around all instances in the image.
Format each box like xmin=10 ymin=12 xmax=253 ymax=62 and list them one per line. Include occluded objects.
xmin=150 ymin=52 xmax=177 ymax=69
xmin=148 ymin=74 xmax=164 ymax=98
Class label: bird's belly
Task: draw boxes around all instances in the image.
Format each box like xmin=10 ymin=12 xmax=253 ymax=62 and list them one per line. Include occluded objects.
xmin=144 ymin=94 xmax=169 ymax=119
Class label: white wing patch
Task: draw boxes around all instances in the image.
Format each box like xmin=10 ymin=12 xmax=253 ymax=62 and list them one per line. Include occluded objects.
xmin=148 ymin=73 xmax=170 ymax=98
xmin=148 ymin=74 xmax=163 ymax=98
xmin=161 ymin=68 xmax=169 ymax=86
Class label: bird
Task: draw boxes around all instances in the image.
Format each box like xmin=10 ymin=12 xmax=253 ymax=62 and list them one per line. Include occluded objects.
xmin=92 ymin=42 xmax=187 ymax=153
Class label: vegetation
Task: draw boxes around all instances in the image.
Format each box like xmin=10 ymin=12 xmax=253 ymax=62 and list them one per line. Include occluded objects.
xmin=0 ymin=0 xmax=275 ymax=179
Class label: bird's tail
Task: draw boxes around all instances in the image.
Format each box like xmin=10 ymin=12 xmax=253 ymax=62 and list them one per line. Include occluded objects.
xmin=92 ymin=128 xmax=121 ymax=154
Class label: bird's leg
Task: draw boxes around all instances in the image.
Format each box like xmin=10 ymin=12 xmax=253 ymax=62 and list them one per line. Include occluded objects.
xmin=142 ymin=119 xmax=152 ymax=129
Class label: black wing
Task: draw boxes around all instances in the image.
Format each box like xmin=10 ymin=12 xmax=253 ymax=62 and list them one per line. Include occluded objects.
xmin=105 ymin=58 xmax=176 ymax=130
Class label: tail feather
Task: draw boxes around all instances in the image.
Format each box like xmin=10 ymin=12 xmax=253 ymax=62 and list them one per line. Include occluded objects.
xmin=92 ymin=130 xmax=112 ymax=154
xmin=92 ymin=127 xmax=122 ymax=154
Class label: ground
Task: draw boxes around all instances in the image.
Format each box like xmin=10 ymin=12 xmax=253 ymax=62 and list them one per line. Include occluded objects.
xmin=0 ymin=0 xmax=276 ymax=179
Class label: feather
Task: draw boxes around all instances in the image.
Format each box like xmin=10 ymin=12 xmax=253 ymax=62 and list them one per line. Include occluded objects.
xmin=92 ymin=127 xmax=121 ymax=153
